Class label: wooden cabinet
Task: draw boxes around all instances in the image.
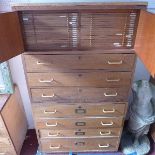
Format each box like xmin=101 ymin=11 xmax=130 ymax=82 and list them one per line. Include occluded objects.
xmin=0 ymin=1 xmax=154 ymax=153
xmin=0 ymin=86 xmax=27 ymax=155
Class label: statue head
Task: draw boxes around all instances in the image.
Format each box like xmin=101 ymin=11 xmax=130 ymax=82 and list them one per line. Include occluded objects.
xmin=132 ymin=80 xmax=153 ymax=103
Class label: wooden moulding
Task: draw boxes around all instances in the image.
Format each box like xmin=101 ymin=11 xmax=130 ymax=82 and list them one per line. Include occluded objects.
xmin=12 ymin=2 xmax=147 ymax=11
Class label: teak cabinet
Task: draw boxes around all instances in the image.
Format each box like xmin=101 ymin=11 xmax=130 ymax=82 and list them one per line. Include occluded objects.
xmin=0 ymin=86 xmax=27 ymax=155
xmin=0 ymin=2 xmax=155 ymax=153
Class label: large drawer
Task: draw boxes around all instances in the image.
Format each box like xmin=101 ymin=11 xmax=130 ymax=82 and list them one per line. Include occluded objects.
xmin=27 ymin=71 xmax=132 ymax=88
xmin=32 ymin=102 xmax=126 ymax=118
xmin=35 ymin=117 xmax=123 ymax=129
xmin=24 ymin=54 xmax=135 ymax=72
xmin=31 ymin=87 xmax=129 ymax=102
xmin=39 ymin=128 xmax=121 ymax=138
xmin=40 ymin=138 xmax=119 ymax=152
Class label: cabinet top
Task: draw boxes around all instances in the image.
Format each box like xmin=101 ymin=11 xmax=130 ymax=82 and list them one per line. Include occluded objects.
xmin=12 ymin=1 xmax=147 ymax=11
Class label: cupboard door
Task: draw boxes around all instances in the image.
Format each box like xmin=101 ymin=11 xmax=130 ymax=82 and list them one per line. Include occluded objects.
xmin=134 ymin=10 xmax=155 ymax=77
xmin=0 ymin=12 xmax=24 ymax=63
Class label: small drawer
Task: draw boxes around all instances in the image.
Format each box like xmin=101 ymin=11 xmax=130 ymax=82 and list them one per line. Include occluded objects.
xmin=24 ymin=54 xmax=135 ymax=72
xmin=35 ymin=117 xmax=123 ymax=130
xmin=32 ymin=102 xmax=126 ymax=118
xmin=40 ymin=138 xmax=119 ymax=152
xmin=27 ymin=71 xmax=132 ymax=88
xmin=31 ymin=87 xmax=129 ymax=103
xmin=39 ymin=128 xmax=121 ymax=138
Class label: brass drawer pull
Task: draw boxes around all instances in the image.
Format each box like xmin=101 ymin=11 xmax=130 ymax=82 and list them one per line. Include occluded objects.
xmin=98 ymin=144 xmax=110 ymax=148
xmin=107 ymin=60 xmax=123 ymax=65
xmin=106 ymin=78 xmax=120 ymax=82
xmin=100 ymin=131 xmax=111 ymax=136
xmin=48 ymin=132 xmax=59 ymax=137
xmin=101 ymin=121 xmax=113 ymax=126
xmin=75 ymin=122 xmax=86 ymax=126
xmin=103 ymin=108 xmax=115 ymax=113
xmin=44 ymin=109 xmax=57 ymax=114
xmin=39 ymin=78 xmax=54 ymax=83
xmin=42 ymin=94 xmax=55 ymax=98
xmin=104 ymin=92 xmax=117 ymax=97
xmin=46 ymin=122 xmax=58 ymax=127
xmin=50 ymin=145 xmax=61 ymax=149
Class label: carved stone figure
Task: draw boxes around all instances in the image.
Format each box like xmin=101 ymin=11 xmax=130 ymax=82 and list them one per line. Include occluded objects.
xmin=121 ymin=80 xmax=155 ymax=155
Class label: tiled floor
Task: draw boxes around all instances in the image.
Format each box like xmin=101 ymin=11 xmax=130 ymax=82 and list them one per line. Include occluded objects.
xmin=20 ymin=130 xmax=155 ymax=155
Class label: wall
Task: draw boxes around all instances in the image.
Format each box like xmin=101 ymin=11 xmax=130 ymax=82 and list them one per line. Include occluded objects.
xmin=1 ymin=0 xmax=154 ymax=128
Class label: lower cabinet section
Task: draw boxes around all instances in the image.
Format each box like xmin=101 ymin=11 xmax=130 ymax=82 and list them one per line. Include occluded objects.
xmin=40 ymin=138 xmax=119 ymax=153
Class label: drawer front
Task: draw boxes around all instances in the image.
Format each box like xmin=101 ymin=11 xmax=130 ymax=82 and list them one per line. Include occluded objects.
xmin=39 ymin=128 xmax=121 ymax=138
xmin=24 ymin=54 xmax=135 ymax=72
xmin=32 ymin=103 xmax=126 ymax=118
xmin=35 ymin=117 xmax=123 ymax=129
xmin=40 ymin=138 xmax=119 ymax=152
xmin=31 ymin=87 xmax=129 ymax=102
xmin=27 ymin=72 xmax=132 ymax=87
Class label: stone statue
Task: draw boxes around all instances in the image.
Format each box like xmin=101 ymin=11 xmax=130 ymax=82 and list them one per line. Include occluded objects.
xmin=121 ymin=80 xmax=155 ymax=155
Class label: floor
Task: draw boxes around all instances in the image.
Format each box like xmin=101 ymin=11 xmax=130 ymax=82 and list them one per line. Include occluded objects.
xmin=20 ymin=130 xmax=155 ymax=155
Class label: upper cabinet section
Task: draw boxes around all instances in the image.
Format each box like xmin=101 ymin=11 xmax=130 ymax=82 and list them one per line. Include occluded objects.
xmin=0 ymin=12 xmax=24 ymax=63
xmin=20 ymin=9 xmax=139 ymax=51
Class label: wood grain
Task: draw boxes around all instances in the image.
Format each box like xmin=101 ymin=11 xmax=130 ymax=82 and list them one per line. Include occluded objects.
xmin=134 ymin=10 xmax=155 ymax=77
xmin=39 ymin=128 xmax=121 ymax=138
xmin=0 ymin=12 xmax=24 ymax=63
xmin=40 ymin=137 xmax=119 ymax=152
xmin=30 ymin=87 xmax=129 ymax=103
xmin=32 ymin=102 xmax=126 ymax=118
xmin=24 ymin=54 xmax=135 ymax=72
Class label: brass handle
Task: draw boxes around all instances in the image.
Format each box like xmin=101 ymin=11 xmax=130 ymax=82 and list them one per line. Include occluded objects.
xmin=106 ymin=78 xmax=120 ymax=82
xmin=101 ymin=121 xmax=113 ymax=126
xmin=42 ymin=94 xmax=55 ymax=98
xmin=107 ymin=60 xmax=123 ymax=65
xmin=48 ymin=132 xmax=60 ymax=137
xmin=100 ymin=131 xmax=111 ymax=136
xmin=98 ymin=144 xmax=110 ymax=148
xmin=46 ymin=122 xmax=58 ymax=127
xmin=44 ymin=109 xmax=57 ymax=114
xmin=75 ymin=131 xmax=85 ymax=136
xmin=50 ymin=145 xmax=61 ymax=149
xmin=104 ymin=92 xmax=117 ymax=97
xmin=103 ymin=108 xmax=115 ymax=113
xmin=39 ymin=78 xmax=54 ymax=83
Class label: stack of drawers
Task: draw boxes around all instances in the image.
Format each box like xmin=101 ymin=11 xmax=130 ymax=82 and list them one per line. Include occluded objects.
xmin=21 ymin=7 xmax=137 ymax=153
xmin=23 ymin=49 xmax=135 ymax=153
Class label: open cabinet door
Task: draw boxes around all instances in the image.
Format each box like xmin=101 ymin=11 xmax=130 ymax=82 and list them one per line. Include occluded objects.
xmin=134 ymin=10 xmax=155 ymax=77
xmin=0 ymin=12 xmax=24 ymax=63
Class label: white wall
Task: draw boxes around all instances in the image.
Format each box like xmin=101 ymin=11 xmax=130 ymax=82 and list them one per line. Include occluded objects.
xmin=2 ymin=0 xmax=154 ymax=128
